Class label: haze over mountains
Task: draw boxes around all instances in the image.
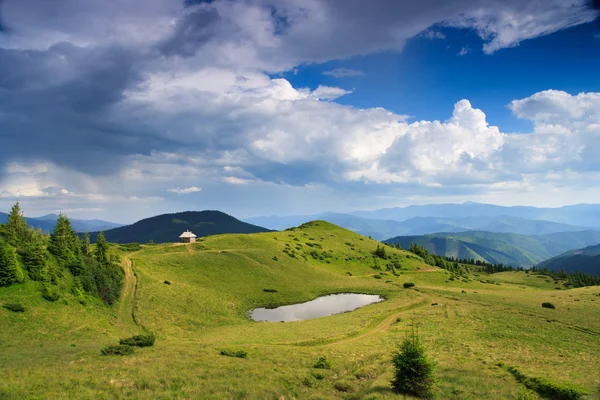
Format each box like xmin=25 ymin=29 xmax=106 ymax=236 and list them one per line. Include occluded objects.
xmin=245 ymin=202 xmax=600 ymax=239
xmin=0 ymin=212 xmax=122 ymax=233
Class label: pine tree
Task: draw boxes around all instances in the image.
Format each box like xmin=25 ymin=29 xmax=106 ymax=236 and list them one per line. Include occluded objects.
xmin=5 ymin=202 xmax=29 ymax=247
xmin=0 ymin=240 xmax=24 ymax=286
xmin=49 ymin=213 xmax=79 ymax=264
xmin=22 ymin=238 xmax=48 ymax=281
xmin=82 ymin=232 xmax=90 ymax=256
xmin=391 ymin=326 xmax=436 ymax=398
xmin=94 ymin=232 xmax=109 ymax=265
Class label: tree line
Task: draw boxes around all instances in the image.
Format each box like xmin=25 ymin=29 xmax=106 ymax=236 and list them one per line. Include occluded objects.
xmin=0 ymin=203 xmax=124 ymax=304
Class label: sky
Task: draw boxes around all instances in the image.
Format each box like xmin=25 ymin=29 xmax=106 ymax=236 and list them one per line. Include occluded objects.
xmin=0 ymin=0 xmax=599 ymax=223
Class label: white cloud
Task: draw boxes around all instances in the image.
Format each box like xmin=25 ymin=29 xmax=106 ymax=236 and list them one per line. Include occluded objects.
xmin=322 ymin=68 xmax=365 ymax=78
xmin=167 ymin=186 xmax=202 ymax=194
xmin=457 ymin=46 xmax=471 ymax=56
xmin=418 ymin=30 xmax=447 ymax=40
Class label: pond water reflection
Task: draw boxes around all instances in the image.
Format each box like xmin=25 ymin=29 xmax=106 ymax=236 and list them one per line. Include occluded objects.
xmin=250 ymin=293 xmax=384 ymax=322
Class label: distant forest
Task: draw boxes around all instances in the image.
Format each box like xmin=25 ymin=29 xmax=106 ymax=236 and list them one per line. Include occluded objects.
xmin=0 ymin=203 xmax=123 ymax=305
xmin=396 ymin=241 xmax=600 ymax=288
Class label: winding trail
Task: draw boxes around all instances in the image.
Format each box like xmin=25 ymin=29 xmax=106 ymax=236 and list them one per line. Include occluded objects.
xmin=326 ymin=294 xmax=431 ymax=346
xmin=117 ymin=256 xmax=142 ymax=335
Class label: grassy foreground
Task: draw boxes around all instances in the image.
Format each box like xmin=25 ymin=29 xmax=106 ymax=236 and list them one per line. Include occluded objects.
xmin=1 ymin=221 xmax=599 ymax=399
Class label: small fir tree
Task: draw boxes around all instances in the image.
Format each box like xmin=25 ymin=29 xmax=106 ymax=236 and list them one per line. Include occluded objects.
xmin=391 ymin=325 xmax=436 ymax=398
xmin=0 ymin=240 xmax=24 ymax=286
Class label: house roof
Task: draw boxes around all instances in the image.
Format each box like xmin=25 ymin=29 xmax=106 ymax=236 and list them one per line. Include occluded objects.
xmin=179 ymin=230 xmax=197 ymax=238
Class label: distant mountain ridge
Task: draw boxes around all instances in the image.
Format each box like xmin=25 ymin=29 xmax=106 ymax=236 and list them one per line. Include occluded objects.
xmin=537 ymin=243 xmax=600 ymax=276
xmin=0 ymin=212 xmax=122 ymax=233
xmin=383 ymin=230 xmax=600 ymax=268
xmin=351 ymin=202 xmax=600 ymax=227
xmin=245 ymin=212 xmax=599 ymax=240
xmin=87 ymin=210 xmax=271 ymax=244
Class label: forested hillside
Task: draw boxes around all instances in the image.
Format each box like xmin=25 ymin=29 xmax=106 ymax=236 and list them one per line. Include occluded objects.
xmin=0 ymin=203 xmax=123 ymax=305
xmin=87 ymin=211 xmax=271 ymax=244
xmin=383 ymin=230 xmax=600 ymax=267
xmin=537 ymin=243 xmax=600 ymax=276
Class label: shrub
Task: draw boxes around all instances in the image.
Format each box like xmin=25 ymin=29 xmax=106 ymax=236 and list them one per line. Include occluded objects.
xmin=119 ymin=333 xmax=155 ymax=347
xmin=391 ymin=329 xmax=436 ymax=398
xmin=163 ymin=280 xmax=171 ymax=285
xmin=263 ymin=288 xmax=278 ymax=293
xmin=313 ymin=356 xmax=332 ymax=369
xmin=220 ymin=348 xmax=248 ymax=358
xmin=41 ymin=284 xmax=60 ymax=302
xmin=506 ymin=366 xmax=588 ymax=400
xmin=403 ymin=282 xmax=416 ymax=288
xmin=333 ymin=380 xmax=356 ymax=393
xmin=2 ymin=303 xmax=25 ymax=312
xmin=119 ymin=243 xmax=142 ymax=252
xmin=374 ymin=275 xmax=382 ymax=279
xmin=542 ymin=302 xmax=556 ymax=309
xmin=101 ymin=345 xmax=134 ymax=356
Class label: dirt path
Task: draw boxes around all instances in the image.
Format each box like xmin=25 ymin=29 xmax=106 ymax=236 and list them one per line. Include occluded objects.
xmin=327 ymin=294 xmax=431 ymax=346
xmin=117 ymin=256 xmax=142 ymax=335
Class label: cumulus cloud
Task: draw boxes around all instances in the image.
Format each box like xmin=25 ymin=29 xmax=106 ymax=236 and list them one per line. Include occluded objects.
xmin=167 ymin=186 xmax=202 ymax=194
xmin=1 ymin=0 xmax=599 ymax=219
xmin=322 ymin=68 xmax=365 ymax=78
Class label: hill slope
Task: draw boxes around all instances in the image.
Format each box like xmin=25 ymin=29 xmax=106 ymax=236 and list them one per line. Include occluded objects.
xmin=537 ymin=243 xmax=600 ymax=275
xmin=384 ymin=230 xmax=600 ymax=267
xmin=1 ymin=221 xmax=599 ymax=399
xmin=87 ymin=210 xmax=271 ymax=243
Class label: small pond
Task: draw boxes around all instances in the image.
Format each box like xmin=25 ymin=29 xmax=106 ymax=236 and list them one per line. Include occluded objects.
xmin=250 ymin=293 xmax=384 ymax=322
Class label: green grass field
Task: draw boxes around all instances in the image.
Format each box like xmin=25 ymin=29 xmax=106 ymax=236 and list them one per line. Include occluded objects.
xmin=1 ymin=221 xmax=599 ymax=399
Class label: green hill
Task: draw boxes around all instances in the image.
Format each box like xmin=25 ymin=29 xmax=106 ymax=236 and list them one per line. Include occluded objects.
xmin=1 ymin=221 xmax=599 ymax=399
xmin=87 ymin=211 xmax=271 ymax=243
xmin=384 ymin=230 xmax=600 ymax=267
xmin=537 ymin=243 xmax=600 ymax=276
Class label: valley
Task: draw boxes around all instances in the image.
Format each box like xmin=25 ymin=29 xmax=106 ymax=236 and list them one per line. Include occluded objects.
xmin=1 ymin=221 xmax=599 ymax=399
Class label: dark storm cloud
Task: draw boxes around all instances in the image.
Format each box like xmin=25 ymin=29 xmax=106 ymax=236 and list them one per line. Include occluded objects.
xmin=0 ymin=42 xmax=178 ymax=175
xmin=158 ymin=7 xmax=222 ymax=57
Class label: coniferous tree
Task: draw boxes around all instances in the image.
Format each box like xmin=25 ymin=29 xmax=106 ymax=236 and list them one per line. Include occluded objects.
xmin=22 ymin=237 xmax=48 ymax=281
xmin=94 ymin=231 xmax=109 ymax=265
xmin=391 ymin=326 xmax=436 ymax=398
xmin=5 ymin=202 xmax=29 ymax=247
xmin=82 ymin=232 xmax=90 ymax=256
xmin=0 ymin=240 xmax=24 ymax=286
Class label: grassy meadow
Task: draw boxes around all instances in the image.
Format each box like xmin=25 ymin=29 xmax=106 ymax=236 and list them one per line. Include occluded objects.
xmin=1 ymin=221 xmax=599 ymax=399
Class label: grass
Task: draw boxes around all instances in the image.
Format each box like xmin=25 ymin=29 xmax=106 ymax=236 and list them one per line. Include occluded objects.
xmin=1 ymin=221 xmax=599 ymax=399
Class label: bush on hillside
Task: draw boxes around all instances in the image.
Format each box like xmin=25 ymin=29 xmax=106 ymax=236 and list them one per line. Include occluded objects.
xmin=101 ymin=345 xmax=135 ymax=356
xmin=2 ymin=303 xmax=25 ymax=312
xmin=119 ymin=243 xmax=142 ymax=252
xmin=313 ymin=356 xmax=332 ymax=369
xmin=403 ymin=282 xmax=416 ymax=289
xmin=542 ymin=302 xmax=556 ymax=309
xmin=263 ymin=288 xmax=278 ymax=293
xmin=506 ymin=366 xmax=588 ymax=400
xmin=41 ymin=284 xmax=60 ymax=302
xmin=391 ymin=329 xmax=436 ymax=399
xmin=119 ymin=333 xmax=155 ymax=347
xmin=220 ymin=348 xmax=248 ymax=358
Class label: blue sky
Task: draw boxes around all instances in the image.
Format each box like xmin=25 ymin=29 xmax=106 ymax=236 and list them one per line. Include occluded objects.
xmin=0 ymin=0 xmax=599 ymax=223
xmin=285 ymin=22 xmax=600 ymax=133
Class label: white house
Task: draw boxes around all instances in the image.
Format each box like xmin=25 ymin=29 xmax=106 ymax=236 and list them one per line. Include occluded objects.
xmin=179 ymin=230 xmax=197 ymax=243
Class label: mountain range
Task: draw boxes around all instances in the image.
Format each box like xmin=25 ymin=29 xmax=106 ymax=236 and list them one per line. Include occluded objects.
xmin=245 ymin=212 xmax=599 ymax=240
xmin=383 ymin=230 xmax=600 ymax=268
xmin=537 ymin=243 xmax=600 ymax=275
xmin=86 ymin=211 xmax=271 ymax=244
xmin=0 ymin=212 xmax=122 ymax=233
